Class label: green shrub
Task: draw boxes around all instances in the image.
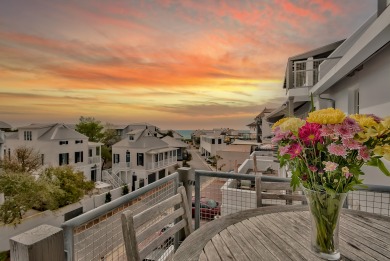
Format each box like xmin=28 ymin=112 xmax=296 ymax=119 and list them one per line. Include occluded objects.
xmin=105 ymin=192 xmax=112 ymax=203
xmin=122 ymin=184 xmax=129 ymax=195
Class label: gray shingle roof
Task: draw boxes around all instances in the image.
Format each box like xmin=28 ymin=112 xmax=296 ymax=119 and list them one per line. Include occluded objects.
xmin=113 ymin=136 xmax=168 ymax=149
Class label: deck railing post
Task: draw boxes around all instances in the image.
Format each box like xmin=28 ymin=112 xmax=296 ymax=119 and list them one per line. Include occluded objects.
xmin=10 ymin=224 xmax=65 ymax=261
xmin=256 ymin=176 xmax=262 ymax=208
xmin=178 ymin=167 xmax=194 ymax=207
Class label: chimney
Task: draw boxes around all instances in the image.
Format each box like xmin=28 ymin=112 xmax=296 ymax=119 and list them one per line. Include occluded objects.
xmin=377 ymin=0 xmax=388 ymax=16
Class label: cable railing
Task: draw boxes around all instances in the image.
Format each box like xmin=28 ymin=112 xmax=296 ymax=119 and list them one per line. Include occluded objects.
xmin=193 ymin=170 xmax=390 ymax=229
xmin=61 ymin=172 xmax=180 ymax=261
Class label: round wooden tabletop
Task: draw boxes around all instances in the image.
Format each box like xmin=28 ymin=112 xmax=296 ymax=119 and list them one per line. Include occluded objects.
xmin=173 ymin=205 xmax=390 ymax=261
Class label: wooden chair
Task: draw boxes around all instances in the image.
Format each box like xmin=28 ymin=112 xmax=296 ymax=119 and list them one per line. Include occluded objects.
xmin=258 ymin=180 xmax=306 ymax=207
xmin=121 ymin=186 xmax=193 ymax=261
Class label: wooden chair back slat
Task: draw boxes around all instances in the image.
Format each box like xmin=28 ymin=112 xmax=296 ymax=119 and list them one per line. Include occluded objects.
xmin=121 ymin=186 xmax=193 ymax=261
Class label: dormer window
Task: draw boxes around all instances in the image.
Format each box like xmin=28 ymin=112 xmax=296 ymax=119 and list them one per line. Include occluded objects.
xmin=129 ymin=135 xmax=134 ymax=141
xmin=59 ymin=140 xmax=68 ymax=145
xmin=24 ymin=131 xmax=32 ymax=141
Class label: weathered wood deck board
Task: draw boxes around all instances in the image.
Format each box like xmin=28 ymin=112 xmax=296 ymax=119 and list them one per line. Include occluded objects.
xmin=259 ymin=213 xmax=319 ymax=261
xmin=173 ymin=206 xmax=390 ymax=261
xmin=210 ymin=234 xmax=235 ymax=261
xmin=219 ymin=229 xmax=250 ymax=261
xmin=251 ymin=214 xmax=308 ymax=261
xmin=233 ymin=221 xmax=277 ymax=260
xmin=204 ymin=240 xmax=222 ymax=261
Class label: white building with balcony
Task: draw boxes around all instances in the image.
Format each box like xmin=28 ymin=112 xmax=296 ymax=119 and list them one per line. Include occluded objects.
xmin=199 ymin=134 xmax=227 ymax=158
xmin=267 ymin=1 xmax=390 ymax=185
xmin=111 ymin=129 xmax=178 ymax=191
xmin=3 ymin=123 xmax=102 ymax=181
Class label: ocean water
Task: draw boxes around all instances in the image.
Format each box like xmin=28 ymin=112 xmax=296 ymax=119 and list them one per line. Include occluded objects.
xmin=176 ymin=129 xmax=250 ymax=139
xmin=176 ymin=130 xmax=193 ymax=139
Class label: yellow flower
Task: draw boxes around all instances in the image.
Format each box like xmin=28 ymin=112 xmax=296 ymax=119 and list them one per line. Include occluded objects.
xmin=341 ymin=166 xmax=349 ymax=173
xmin=272 ymin=117 xmax=292 ymax=130
xmin=306 ymin=108 xmax=346 ymax=124
xmin=279 ymin=118 xmax=305 ymax=134
xmin=381 ymin=117 xmax=390 ymax=129
xmin=350 ymin=114 xmax=378 ymax=128
xmin=373 ymin=145 xmax=390 ymax=161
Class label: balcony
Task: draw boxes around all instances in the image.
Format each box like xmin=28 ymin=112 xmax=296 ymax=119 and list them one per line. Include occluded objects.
xmin=7 ymin=168 xmax=390 ymax=261
xmin=146 ymin=156 xmax=177 ymax=170
xmin=87 ymin=156 xmax=101 ymax=164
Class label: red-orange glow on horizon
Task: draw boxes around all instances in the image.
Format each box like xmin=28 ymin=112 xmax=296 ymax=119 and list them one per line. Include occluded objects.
xmin=0 ymin=0 xmax=376 ymax=129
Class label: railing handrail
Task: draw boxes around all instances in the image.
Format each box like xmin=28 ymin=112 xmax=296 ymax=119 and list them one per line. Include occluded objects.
xmin=195 ymin=170 xmax=390 ymax=192
xmin=61 ymin=171 xmax=179 ymax=261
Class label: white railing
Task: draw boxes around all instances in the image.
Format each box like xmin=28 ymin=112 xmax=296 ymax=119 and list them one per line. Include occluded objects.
xmin=88 ymin=156 xmax=101 ymax=164
xmin=146 ymin=157 xmax=177 ymax=170
xmin=291 ymin=57 xmax=342 ymax=90
xmin=102 ymin=169 xmax=125 ymax=189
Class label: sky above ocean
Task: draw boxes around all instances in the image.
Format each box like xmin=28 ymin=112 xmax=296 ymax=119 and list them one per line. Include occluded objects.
xmin=0 ymin=0 xmax=376 ymax=129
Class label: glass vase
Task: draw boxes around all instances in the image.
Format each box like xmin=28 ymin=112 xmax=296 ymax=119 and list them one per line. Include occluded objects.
xmin=302 ymin=187 xmax=347 ymax=260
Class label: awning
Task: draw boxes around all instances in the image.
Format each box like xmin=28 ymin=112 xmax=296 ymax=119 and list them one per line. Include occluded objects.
xmin=146 ymin=147 xmax=177 ymax=154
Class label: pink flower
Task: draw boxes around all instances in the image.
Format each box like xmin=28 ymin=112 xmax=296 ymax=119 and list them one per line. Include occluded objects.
xmin=342 ymin=117 xmax=361 ymax=133
xmin=320 ymin=125 xmax=335 ymax=137
xmin=342 ymin=138 xmax=361 ymax=150
xmin=279 ymin=145 xmax=290 ymax=156
xmin=309 ymin=165 xmax=318 ymax=172
xmin=334 ymin=124 xmax=354 ymax=138
xmin=298 ymin=122 xmax=322 ymax=145
xmin=344 ymin=172 xmax=353 ymax=178
xmin=272 ymin=127 xmax=290 ymax=143
xmin=327 ymin=143 xmax=347 ymax=157
xmin=323 ymin=161 xmax=339 ymax=172
xmin=287 ymin=143 xmax=302 ymax=159
xmin=358 ymin=146 xmax=371 ymax=161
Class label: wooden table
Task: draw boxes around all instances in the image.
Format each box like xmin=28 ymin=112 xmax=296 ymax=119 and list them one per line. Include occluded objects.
xmin=173 ymin=205 xmax=390 ymax=261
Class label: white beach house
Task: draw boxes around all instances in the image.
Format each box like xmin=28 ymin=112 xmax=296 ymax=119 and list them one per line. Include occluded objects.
xmin=3 ymin=123 xmax=102 ymax=181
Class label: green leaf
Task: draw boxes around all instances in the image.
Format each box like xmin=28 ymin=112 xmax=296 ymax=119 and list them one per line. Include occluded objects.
xmin=377 ymin=158 xmax=390 ymax=176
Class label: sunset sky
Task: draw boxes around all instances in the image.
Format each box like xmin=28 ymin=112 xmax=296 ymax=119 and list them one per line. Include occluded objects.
xmin=0 ymin=0 xmax=376 ymax=129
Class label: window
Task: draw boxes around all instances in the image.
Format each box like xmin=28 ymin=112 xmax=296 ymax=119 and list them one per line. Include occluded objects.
xmin=24 ymin=131 xmax=32 ymax=141
xmin=173 ymin=150 xmax=176 ymax=157
xmin=354 ymin=89 xmax=360 ymax=114
xmin=139 ymin=178 xmax=145 ymax=188
xmin=116 ymin=129 xmax=122 ymax=136
xmin=96 ymin=147 xmax=100 ymax=156
xmin=177 ymin=149 xmax=182 ymax=157
xmin=129 ymin=135 xmax=134 ymax=141
xmin=59 ymin=140 xmax=68 ymax=145
xmin=212 ymin=139 xmax=215 ymax=144
xmin=59 ymin=153 xmax=69 ymax=166
xmin=155 ymin=154 xmax=158 ymax=162
xmin=41 ymin=154 xmax=44 ymax=165
xmin=126 ymin=151 xmax=130 ymax=163
xmin=89 ymin=149 xmax=93 ymax=157
xmin=218 ymin=139 xmax=222 ymax=144
xmin=75 ymin=140 xmax=83 ymax=144
xmin=137 ymin=153 xmax=144 ymax=166
xmin=113 ymin=154 xmax=120 ymax=164
xmin=75 ymin=151 xmax=83 ymax=163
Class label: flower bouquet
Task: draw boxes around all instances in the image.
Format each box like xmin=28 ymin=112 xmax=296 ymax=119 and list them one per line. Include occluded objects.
xmin=272 ymin=108 xmax=390 ymax=259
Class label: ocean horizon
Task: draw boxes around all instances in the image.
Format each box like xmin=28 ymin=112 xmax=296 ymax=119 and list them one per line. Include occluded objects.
xmin=175 ymin=129 xmax=250 ymax=140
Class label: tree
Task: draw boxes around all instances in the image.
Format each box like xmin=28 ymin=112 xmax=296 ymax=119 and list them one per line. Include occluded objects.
xmin=0 ymin=146 xmax=41 ymax=174
xmin=0 ymin=172 xmax=49 ymax=224
xmin=100 ymin=123 xmax=120 ymax=169
xmin=38 ymin=166 xmax=95 ymax=208
xmin=75 ymin=116 xmax=104 ymax=142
